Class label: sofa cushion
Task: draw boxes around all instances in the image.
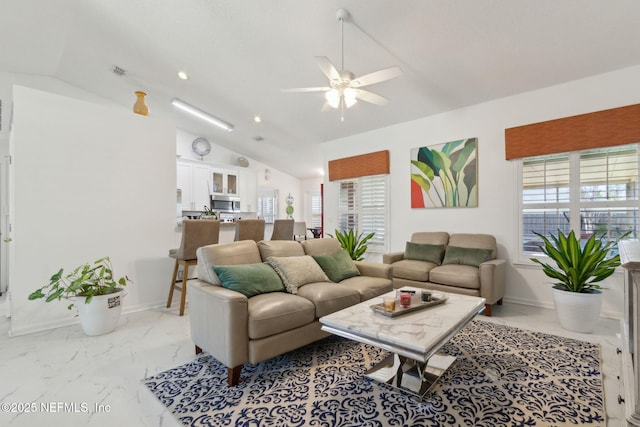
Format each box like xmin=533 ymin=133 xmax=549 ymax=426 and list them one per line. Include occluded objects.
xmin=257 ymin=240 xmax=305 ymax=260
xmin=247 ymin=292 xmax=316 ymax=339
xmin=391 ymin=259 xmax=437 ymax=282
xmin=339 ymin=275 xmax=393 ymax=301
xmin=405 ymin=241 xmax=445 ymax=264
xmin=213 ymin=263 xmax=285 ymax=298
xmin=295 ymin=282 xmax=360 ymax=317
xmin=312 ymin=249 xmax=360 ymax=282
xmin=442 ymin=246 xmax=492 ymax=267
xmin=429 ymin=264 xmax=481 ymax=290
xmin=197 ymin=240 xmax=262 ymax=285
xmin=301 ymin=238 xmax=342 ymax=256
xmin=411 ymin=231 xmax=450 ymax=246
xmin=448 ymin=233 xmax=497 ymax=259
xmin=267 ymin=255 xmax=330 ymax=294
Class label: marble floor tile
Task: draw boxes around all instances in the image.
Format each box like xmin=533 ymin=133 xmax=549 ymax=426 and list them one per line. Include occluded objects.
xmin=0 ymin=300 xmax=625 ymax=426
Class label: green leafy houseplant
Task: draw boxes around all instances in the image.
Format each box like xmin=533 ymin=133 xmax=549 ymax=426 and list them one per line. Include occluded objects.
xmin=29 ymin=257 xmax=131 ymax=310
xmin=328 ymin=229 xmax=375 ymax=261
xmin=530 ymin=229 xmax=628 ymax=293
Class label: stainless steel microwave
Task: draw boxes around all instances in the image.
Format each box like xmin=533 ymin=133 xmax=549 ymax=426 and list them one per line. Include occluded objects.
xmin=211 ymin=195 xmax=240 ymax=212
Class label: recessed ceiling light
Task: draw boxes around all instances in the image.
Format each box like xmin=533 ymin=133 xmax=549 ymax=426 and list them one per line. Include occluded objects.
xmin=253 ymin=115 xmax=262 ymax=123
xmin=177 ymin=71 xmax=189 ymax=80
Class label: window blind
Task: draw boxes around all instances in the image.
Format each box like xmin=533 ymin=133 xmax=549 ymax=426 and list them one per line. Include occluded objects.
xmin=310 ymin=191 xmax=322 ymax=227
xmin=521 ymin=144 xmax=638 ymax=254
xmin=337 ymin=175 xmax=388 ymax=251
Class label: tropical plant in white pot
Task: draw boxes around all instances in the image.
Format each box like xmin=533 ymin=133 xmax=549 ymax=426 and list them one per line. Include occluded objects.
xmin=531 ymin=229 xmax=627 ymax=333
xmin=28 ymin=257 xmax=131 ymax=336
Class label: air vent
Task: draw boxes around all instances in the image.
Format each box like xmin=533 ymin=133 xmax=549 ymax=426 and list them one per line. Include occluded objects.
xmin=112 ymin=65 xmax=126 ymax=77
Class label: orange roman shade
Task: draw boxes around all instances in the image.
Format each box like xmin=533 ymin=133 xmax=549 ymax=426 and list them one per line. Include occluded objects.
xmin=328 ymin=150 xmax=390 ymax=181
xmin=505 ymin=104 xmax=640 ymax=160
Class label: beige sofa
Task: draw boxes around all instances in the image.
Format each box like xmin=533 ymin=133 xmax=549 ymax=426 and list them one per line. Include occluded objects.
xmin=383 ymin=232 xmax=505 ymax=316
xmin=188 ymin=238 xmax=393 ymax=385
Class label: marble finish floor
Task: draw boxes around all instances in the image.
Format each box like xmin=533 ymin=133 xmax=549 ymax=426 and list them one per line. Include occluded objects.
xmin=0 ymin=298 xmax=626 ymax=426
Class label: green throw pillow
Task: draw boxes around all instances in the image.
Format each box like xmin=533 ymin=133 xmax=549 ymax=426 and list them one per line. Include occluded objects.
xmin=405 ymin=242 xmax=445 ymax=265
xmin=442 ymin=246 xmax=492 ymax=267
xmin=213 ymin=263 xmax=285 ymax=298
xmin=312 ymin=249 xmax=361 ymax=283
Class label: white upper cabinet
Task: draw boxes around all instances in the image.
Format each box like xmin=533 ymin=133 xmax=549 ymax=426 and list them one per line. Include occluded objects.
xmin=212 ymin=168 xmax=238 ymax=195
xmin=177 ymin=160 xmax=212 ymax=211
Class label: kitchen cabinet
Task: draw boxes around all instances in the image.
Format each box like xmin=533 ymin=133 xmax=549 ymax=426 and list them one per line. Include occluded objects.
xmin=239 ymin=169 xmax=257 ymax=212
xmin=177 ymin=160 xmax=213 ymax=211
xmin=212 ymin=168 xmax=238 ymax=195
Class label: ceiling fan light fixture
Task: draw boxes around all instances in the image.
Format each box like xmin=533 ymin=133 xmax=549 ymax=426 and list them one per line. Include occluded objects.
xmin=343 ymin=87 xmax=358 ymax=108
xmin=325 ymin=89 xmax=340 ymax=109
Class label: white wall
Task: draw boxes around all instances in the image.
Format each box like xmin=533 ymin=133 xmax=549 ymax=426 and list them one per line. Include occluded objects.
xmin=8 ymin=86 xmax=176 ymax=335
xmin=322 ymin=65 xmax=640 ymax=320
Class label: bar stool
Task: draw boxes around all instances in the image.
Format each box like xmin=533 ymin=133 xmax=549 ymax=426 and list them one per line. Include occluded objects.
xmin=168 ymin=219 xmax=220 ymax=316
xmin=270 ymin=219 xmax=294 ymax=240
xmin=234 ymin=219 xmax=265 ymax=242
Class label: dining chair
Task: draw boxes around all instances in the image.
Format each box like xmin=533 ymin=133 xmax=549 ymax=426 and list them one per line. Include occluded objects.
xmin=270 ymin=219 xmax=295 ymax=240
xmin=293 ymin=221 xmax=308 ymax=241
xmin=167 ymin=219 xmax=220 ymax=316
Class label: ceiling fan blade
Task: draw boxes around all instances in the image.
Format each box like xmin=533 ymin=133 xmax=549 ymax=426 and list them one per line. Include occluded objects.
xmin=281 ymin=87 xmax=330 ymax=93
xmin=354 ymin=89 xmax=390 ymax=106
xmin=315 ymin=56 xmax=341 ymax=81
xmin=351 ymin=66 xmax=402 ymax=87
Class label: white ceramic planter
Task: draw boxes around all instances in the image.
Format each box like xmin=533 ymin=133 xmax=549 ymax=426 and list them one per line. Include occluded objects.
xmin=75 ymin=289 xmax=125 ymax=336
xmin=552 ymin=287 xmax=603 ymax=333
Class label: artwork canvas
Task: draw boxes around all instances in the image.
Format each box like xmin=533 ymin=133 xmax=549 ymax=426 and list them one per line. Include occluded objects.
xmin=411 ymin=138 xmax=478 ymax=208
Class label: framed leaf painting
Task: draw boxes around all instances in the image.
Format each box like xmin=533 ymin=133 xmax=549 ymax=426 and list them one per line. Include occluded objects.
xmin=410 ymin=138 xmax=478 ymax=208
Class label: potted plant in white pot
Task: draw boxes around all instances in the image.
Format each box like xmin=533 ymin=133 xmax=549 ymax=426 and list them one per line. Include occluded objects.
xmin=531 ymin=229 xmax=627 ymax=333
xmin=28 ymin=256 xmax=131 ymax=336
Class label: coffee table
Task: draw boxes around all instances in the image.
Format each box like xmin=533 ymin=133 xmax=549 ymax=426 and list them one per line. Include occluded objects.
xmin=320 ymin=287 xmax=485 ymax=398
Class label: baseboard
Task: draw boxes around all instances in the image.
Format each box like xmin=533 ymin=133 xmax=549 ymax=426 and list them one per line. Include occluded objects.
xmin=7 ymin=299 xmax=170 ymax=337
xmin=502 ymin=296 xmax=622 ymax=320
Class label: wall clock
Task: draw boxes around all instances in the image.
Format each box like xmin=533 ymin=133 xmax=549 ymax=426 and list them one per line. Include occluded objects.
xmin=192 ymin=137 xmax=211 ymax=158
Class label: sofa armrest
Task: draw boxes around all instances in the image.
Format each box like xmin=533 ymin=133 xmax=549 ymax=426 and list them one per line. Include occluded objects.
xmin=382 ymin=251 xmax=405 ymax=264
xmin=479 ymin=259 xmax=506 ymax=305
xmin=354 ymin=261 xmax=392 ymax=280
xmin=188 ymin=280 xmax=249 ymax=368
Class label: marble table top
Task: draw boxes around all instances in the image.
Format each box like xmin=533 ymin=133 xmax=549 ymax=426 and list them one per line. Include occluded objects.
xmin=320 ymin=287 xmax=485 ymax=362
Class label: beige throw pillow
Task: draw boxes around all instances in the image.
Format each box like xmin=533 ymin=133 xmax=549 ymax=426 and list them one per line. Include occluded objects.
xmin=267 ymin=255 xmax=329 ymax=294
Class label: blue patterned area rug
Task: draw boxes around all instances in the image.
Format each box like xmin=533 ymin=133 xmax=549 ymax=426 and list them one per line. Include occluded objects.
xmin=143 ymin=320 xmax=605 ymax=426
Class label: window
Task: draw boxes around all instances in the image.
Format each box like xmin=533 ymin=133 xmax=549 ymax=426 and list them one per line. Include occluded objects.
xmin=309 ymin=191 xmax=322 ymax=228
xmin=521 ymin=144 xmax=639 ymax=255
xmin=257 ymin=189 xmax=277 ymax=223
xmin=338 ymin=174 xmax=388 ymax=252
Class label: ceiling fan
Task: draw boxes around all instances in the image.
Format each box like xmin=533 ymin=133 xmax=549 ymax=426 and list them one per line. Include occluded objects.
xmin=282 ymin=8 xmax=402 ymax=121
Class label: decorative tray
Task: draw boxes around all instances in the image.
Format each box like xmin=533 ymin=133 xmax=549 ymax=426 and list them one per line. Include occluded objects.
xmin=370 ymin=295 xmax=448 ymax=318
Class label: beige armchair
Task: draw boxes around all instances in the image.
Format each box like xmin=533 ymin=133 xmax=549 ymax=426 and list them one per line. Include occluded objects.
xmin=383 ymin=232 xmax=506 ymax=316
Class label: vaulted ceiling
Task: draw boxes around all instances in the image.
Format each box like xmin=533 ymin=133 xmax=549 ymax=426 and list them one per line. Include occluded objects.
xmin=2 ymin=0 xmax=640 ymax=178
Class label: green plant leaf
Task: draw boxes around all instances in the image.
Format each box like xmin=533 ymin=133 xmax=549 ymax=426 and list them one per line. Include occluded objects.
xmin=531 ymin=229 xmax=626 ymax=293
xmin=28 ymin=257 xmax=131 ymax=305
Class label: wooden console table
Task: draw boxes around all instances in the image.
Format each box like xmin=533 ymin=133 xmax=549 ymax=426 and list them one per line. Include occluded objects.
xmin=619 ymin=240 xmax=640 ymax=427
